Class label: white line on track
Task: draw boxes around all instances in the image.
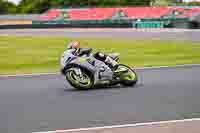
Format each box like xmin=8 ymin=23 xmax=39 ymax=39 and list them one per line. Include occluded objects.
xmin=32 ymin=118 xmax=200 ymax=133
xmin=135 ymin=64 xmax=200 ymax=70
xmin=0 ymin=64 xmax=200 ymax=78
xmin=0 ymin=72 xmax=59 ymax=78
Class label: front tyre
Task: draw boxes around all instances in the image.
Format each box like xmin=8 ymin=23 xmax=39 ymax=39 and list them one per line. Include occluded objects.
xmin=118 ymin=64 xmax=138 ymax=87
xmin=65 ymin=67 xmax=94 ymax=90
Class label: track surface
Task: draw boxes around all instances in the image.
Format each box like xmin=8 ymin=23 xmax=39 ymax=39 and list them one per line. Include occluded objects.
xmin=1 ymin=29 xmax=200 ymax=133
xmin=0 ymin=66 xmax=200 ymax=133
xmin=1 ymin=29 xmax=200 ymax=41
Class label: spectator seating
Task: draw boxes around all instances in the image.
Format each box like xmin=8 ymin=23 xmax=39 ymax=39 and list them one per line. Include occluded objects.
xmin=39 ymin=9 xmax=61 ymax=21
xmin=68 ymin=8 xmax=116 ymax=20
xmin=38 ymin=7 xmax=200 ymax=21
xmin=121 ymin=7 xmax=171 ymax=19
xmin=175 ymin=8 xmax=200 ymax=18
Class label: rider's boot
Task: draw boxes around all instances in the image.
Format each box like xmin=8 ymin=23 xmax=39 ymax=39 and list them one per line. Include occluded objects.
xmin=105 ymin=56 xmax=119 ymax=71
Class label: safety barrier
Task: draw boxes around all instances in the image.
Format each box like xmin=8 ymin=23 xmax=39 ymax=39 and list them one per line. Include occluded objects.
xmin=0 ymin=17 xmax=198 ymax=29
xmin=32 ymin=18 xmax=189 ymax=28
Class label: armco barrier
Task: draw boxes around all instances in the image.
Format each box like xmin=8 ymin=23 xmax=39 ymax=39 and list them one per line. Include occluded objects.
xmin=31 ymin=18 xmax=193 ymax=29
xmin=0 ymin=18 xmax=199 ymax=29
xmin=0 ymin=23 xmax=132 ymax=29
xmin=0 ymin=24 xmax=131 ymax=29
xmin=0 ymin=20 xmax=32 ymax=25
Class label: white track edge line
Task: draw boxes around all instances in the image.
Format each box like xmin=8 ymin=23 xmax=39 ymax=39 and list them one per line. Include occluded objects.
xmin=0 ymin=64 xmax=200 ymax=77
xmin=0 ymin=72 xmax=59 ymax=77
xmin=136 ymin=64 xmax=200 ymax=70
xmin=32 ymin=118 xmax=200 ymax=133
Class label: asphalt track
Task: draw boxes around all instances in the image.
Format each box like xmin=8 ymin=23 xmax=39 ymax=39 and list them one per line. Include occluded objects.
xmin=0 ymin=66 xmax=200 ymax=133
xmin=1 ymin=28 xmax=200 ymax=41
xmin=1 ymin=29 xmax=200 ymax=133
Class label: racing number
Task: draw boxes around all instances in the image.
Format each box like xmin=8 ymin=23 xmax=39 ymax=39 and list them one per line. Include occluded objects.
xmin=87 ymin=58 xmax=95 ymax=66
xmin=65 ymin=57 xmax=72 ymax=63
xmin=99 ymin=66 xmax=106 ymax=79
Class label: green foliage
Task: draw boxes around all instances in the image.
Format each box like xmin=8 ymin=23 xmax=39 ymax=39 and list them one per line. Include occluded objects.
xmin=0 ymin=0 xmax=153 ymax=14
xmin=186 ymin=1 xmax=200 ymax=6
xmin=17 ymin=0 xmax=50 ymax=13
xmin=153 ymin=0 xmax=178 ymax=6
xmin=0 ymin=0 xmax=17 ymax=14
xmin=0 ymin=0 xmax=194 ymax=14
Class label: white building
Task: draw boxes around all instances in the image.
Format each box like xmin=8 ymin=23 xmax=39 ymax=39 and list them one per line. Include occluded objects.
xmin=6 ymin=0 xmax=21 ymax=5
xmin=182 ymin=0 xmax=200 ymax=2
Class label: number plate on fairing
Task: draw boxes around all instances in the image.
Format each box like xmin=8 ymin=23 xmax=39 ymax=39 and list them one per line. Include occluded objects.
xmin=86 ymin=58 xmax=95 ymax=66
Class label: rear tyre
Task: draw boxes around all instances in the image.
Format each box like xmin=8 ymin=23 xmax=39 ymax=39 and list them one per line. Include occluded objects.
xmin=118 ymin=64 xmax=138 ymax=87
xmin=65 ymin=66 xmax=94 ymax=90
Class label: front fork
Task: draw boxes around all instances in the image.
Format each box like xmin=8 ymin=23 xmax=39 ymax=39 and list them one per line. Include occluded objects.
xmin=73 ymin=68 xmax=88 ymax=82
xmin=74 ymin=68 xmax=82 ymax=77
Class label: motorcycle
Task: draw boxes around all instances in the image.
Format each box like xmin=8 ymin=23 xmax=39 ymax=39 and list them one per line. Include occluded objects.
xmin=60 ymin=48 xmax=138 ymax=90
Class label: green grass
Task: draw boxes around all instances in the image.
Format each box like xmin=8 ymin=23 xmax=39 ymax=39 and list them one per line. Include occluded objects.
xmin=179 ymin=112 xmax=200 ymax=119
xmin=0 ymin=36 xmax=200 ymax=75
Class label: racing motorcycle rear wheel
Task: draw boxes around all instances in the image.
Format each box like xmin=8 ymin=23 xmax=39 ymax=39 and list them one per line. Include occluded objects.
xmin=117 ymin=64 xmax=138 ymax=87
xmin=65 ymin=67 xmax=94 ymax=90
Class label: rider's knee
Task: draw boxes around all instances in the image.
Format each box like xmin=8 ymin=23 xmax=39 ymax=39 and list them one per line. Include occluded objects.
xmin=94 ymin=52 xmax=107 ymax=61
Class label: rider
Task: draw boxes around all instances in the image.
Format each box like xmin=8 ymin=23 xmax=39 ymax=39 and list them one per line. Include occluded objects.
xmin=67 ymin=41 xmax=118 ymax=69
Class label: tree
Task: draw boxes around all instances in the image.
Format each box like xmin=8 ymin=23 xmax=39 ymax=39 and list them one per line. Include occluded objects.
xmin=187 ymin=1 xmax=200 ymax=6
xmin=0 ymin=0 xmax=17 ymax=14
xmin=0 ymin=0 xmax=154 ymax=14
xmin=17 ymin=0 xmax=51 ymax=13
xmin=153 ymin=0 xmax=178 ymax=6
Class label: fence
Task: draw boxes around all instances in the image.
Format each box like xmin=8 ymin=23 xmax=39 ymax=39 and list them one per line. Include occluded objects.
xmin=0 ymin=14 xmax=196 ymax=29
xmin=0 ymin=15 xmax=39 ymax=21
xmin=31 ymin=18 xmax=189 ymax=28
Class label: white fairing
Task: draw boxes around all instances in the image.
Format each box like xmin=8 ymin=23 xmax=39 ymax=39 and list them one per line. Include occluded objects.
xmin=60 ymin=49 xmax=76 ymax=69
xmin=94 ymin=59 xmax=113 ymax=80
xmin=60 ymin=49 xmax=114 ymax=84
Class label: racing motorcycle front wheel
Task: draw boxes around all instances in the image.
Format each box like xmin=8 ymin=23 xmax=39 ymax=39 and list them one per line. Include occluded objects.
xmin=65 ymin=66 xmax=94 ymax=90
xmin=117 ymin=64 xmax=138 ymax=87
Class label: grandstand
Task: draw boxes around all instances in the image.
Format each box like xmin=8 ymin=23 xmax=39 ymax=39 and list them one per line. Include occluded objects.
xmin=0 ymin=6 xmax=200 ymax=29
xmin=37 ymin=7 xmax=200 ymax=20
xmin=34 ymin=6 xmax=200 ymax=28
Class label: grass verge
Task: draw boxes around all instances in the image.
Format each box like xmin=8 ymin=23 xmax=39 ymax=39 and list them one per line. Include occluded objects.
xmin=0 ymin=36 xmax=200 ymax=75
